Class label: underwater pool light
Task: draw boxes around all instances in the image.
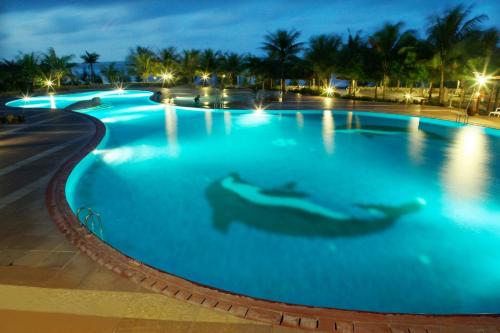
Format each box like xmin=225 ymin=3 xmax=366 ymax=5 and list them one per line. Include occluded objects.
xmin=21 ymin=92 xmax=31 ymax=102
xmin=114 ymin=83 xmax=125 ymax=94
xmin=254 ymin=105 xmax=264 ymax=113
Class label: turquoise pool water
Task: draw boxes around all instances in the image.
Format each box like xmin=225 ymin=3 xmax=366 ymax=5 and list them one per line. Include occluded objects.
xmin=7 ymin=90 xmax=500 ymax=314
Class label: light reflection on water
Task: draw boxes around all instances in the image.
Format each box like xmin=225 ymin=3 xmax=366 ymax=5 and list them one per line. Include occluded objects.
xmin=224 ymin=111 xmax=231 ymax=135
xmin=49 ymin=93 xmax=56 ymax=109
xmin=164 ymin=105 xmax=178 ymax=157
xmin=296 ymin=112 xmax=304 ymax=130
xmin=407 ymin=117 xmax=425 ymax=164
xmin=204 ymin=110 xmax=212 ymax=135
xmin=323 ymin=97 xmax=333 ymax=109
xmin=347 ymin=111 xmax=353 ymax=130
xmin=322 ymin=110 xmax=335 ymax=154
xmin=442 ymin=126 xmax=491 ymax=201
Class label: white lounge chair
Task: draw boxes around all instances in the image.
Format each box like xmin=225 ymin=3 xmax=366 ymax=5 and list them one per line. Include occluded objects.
xmin=489 ymin=108 xmax=500 ymax=117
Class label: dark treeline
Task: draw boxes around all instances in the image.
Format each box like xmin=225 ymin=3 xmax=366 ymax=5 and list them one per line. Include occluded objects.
xmin=1 ymin=4 xmax=498 ymax=106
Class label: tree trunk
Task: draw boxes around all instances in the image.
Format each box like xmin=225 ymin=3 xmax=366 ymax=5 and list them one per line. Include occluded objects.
xmin=382 ymin=75 xmax=388 ymax=100
xmin=374 ymin=85 xmax=378 ymax=99
xmin=486 ymin=81 xmax=497 ymax=112
xmin=90 ymin=63 xmax=94 ymax=84
xmin=439 ymin=64 xmax=445 ymax=105
xmin=428 ymin=81 xmax=433 ymax=100
xmin=459 ymin=83 xmax=466 ymax=109
xmin=280 ymin=63 xmax=285 ymax=95
xmin=493 ymin=82 xmax=500 ymax=111
xmin=475 ymin=89 xmax=481 ymax=114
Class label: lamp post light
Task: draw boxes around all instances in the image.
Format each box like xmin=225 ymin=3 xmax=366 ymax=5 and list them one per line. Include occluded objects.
xmin=201 ymin=73 xmax=210 ymax=87
xmin=160 ymin=72 xmax=174 ymax=87
xmin=44 ymin=78 xmax=55 ymax=93
xmin=474 ymin=73 xmax=489 ymax=114
xmin=221 ymin=73 xmax=226 ymax=89
xmin=323 ymin=85 xmax=335 ymax=97
xmin=404 ymin=92 xmax=413 ymax=104
xmin=476 ymin=75 xmax=488 ymax=87
xmin=467 ymin=72 xmax=500 ymax=114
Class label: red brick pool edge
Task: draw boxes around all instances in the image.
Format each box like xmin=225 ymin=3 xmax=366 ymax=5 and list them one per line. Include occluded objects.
xmin=46 ymin=110 xmax=500 ymax=332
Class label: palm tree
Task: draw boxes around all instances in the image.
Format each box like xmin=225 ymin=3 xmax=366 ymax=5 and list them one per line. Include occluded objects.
xmin=478 ymin=28 xmax=500 ymax=111
xmin=244 ymin=54 xmax=269 ymax=90
xmin=0 ymin=59 xmax=22 ymax=91
xmin=200 ymin=49 xmax=220 ymax=72
xmin=261 ymin=29 xmax=304 ymax=94
xmin=80 ymin=51 xmax=100 ymax=84
xmin=394 ymin=39 xmax=433 ymax=92
xmin=458 ymin=28 xmax=500 ymax=111
xmin=306 ymin=34 xmax=342 ymax=88
xmin=369 ymin=22 xmax=416 ymax=98
xmin=17 ymin=52 xmax=40 ymax=91
xmin=473 ymin=28 xmax=499 ymax=73
xmin=180 ymin=49 xmax=200 ymax=86
xmin=199 ymin=49 xmax=221 ymax=86
xmin=152 ymin=47 xmax=180 ymax=85
xmin=338 ymin=31 xmax=369 ymax=96
xmin=220 ymin=52 xmax=244 ymax=86
xmin=157 ymin=47 xmax=180 ymax=73
xmin=126 ymin=46 xmax=157 ymax=82
xmin=101 ymin=62 xmax=120 ymax=84
xmin=427 ymin=4 xmax=487 ymax=104
xmin=41 ymin=47 xmax=75 ymax=87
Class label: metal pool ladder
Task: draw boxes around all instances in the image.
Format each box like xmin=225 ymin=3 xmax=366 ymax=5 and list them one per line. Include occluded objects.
xmin=451 ymin=110 xmax=469 ymax=124
xmin=76 ymin=207 xmax=104 ymax=238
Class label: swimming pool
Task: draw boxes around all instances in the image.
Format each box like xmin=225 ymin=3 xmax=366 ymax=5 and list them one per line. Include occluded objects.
xmin=8 ymin=90 xmax=500 ymax=314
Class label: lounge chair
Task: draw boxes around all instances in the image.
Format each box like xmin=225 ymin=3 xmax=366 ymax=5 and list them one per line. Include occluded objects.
xmin=489 ymin=108 xmax=500 ymax=117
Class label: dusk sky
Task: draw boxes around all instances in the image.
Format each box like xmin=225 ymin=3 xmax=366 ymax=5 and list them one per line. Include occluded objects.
xmin=1 ymin=0 xmax=499 ymax=62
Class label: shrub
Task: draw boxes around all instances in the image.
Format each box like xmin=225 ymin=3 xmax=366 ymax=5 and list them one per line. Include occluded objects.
xmin=0 ymin=114 xmax=25 ymax=124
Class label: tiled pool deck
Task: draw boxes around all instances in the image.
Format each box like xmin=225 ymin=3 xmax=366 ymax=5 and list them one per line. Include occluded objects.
xmin=1 ymin=92 xmax=499 ymax=332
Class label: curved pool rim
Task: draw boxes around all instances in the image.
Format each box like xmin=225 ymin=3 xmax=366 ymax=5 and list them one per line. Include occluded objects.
xmin=21 ymin=94 xmax=497 ymax=330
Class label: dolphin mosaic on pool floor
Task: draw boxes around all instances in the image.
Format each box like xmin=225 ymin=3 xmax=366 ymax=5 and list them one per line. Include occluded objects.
xmin=206 ymin=173 xmax=425 ymax=237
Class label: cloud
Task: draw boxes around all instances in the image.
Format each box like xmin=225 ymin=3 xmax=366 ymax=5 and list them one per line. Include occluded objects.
xmin=0 ymin=0 xmax=498 ymax=62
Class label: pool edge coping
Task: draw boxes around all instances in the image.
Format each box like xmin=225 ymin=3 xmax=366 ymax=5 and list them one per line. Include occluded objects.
xmin=45 ymin=110 xmax=500 ymax=332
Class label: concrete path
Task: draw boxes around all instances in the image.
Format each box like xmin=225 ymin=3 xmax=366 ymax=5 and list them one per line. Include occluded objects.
xmin=0 ymin=284 xmax=289 ymax=333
